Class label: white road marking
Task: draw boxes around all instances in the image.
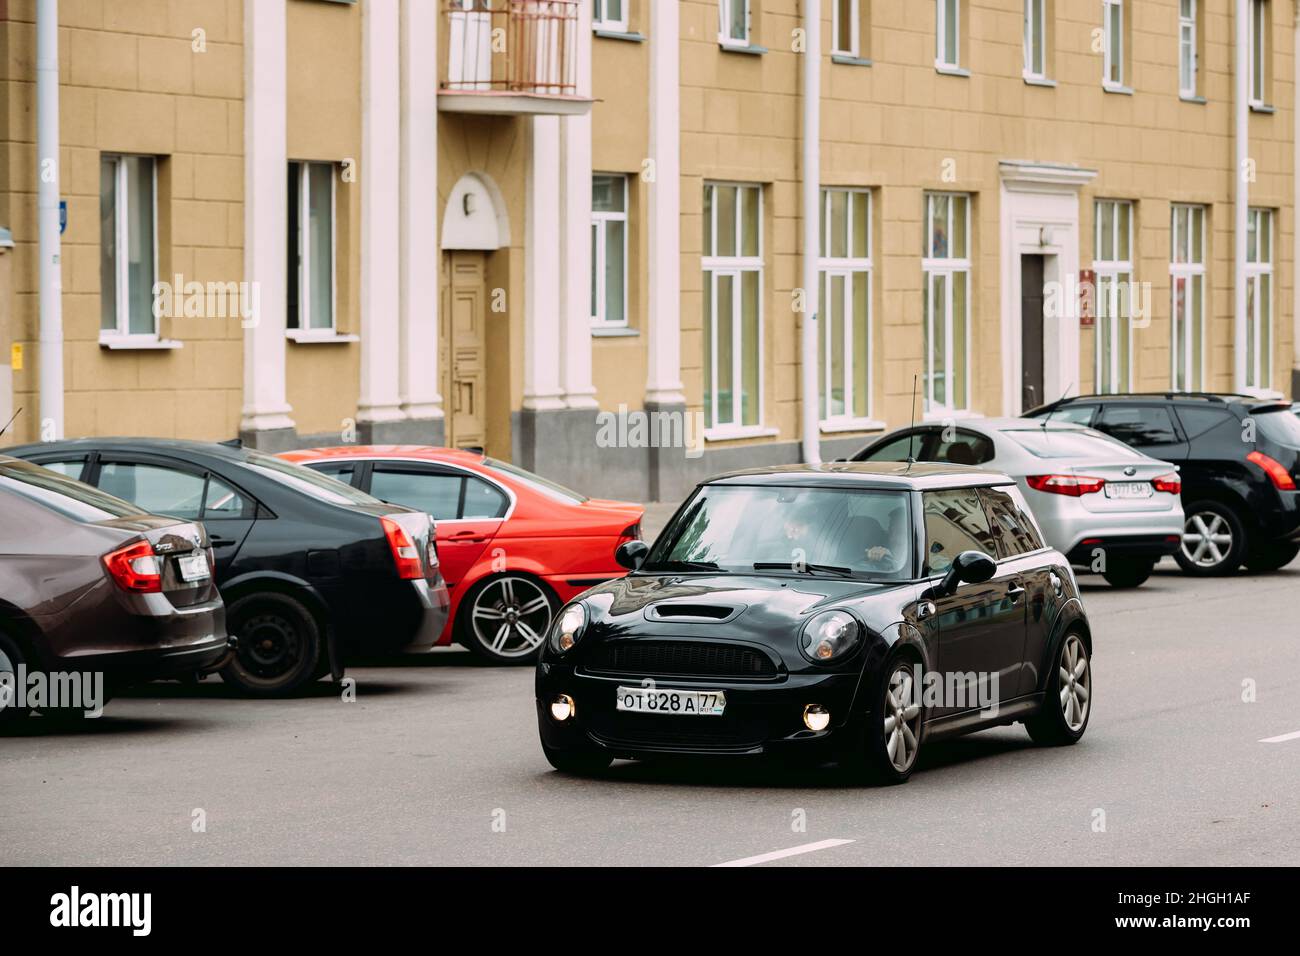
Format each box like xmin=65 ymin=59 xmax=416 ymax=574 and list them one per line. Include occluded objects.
xmin=1259 ymin=730 xmax=1300 ymax=744
xmin=711 ymin=838 xmax=855 ymax=868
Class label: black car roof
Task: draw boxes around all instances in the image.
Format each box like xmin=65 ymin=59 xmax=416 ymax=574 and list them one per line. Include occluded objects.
xmin=1 ymin=436 xmax=253 ymax=465
xmin=705 ymin=460 xmax=1014 ymax=490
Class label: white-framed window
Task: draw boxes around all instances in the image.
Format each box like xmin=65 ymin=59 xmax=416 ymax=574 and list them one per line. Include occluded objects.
xmin=833 ymin=0 xmax=860 ymax=57
xmin=1170 ymin=204 xmax=1206 ymax=391
xmin=819 ymin=188 xmax=872 ymax=423
xmin=1102 ymin=0 xmax=1124 ymax=89
xmin=592 ymin=0 xmax=627 ymax=33
xmin=703 ymin=183 xmax=763 ymax=431
xmin=922 ymin=192 xmax=971 ymax=414
xmin=100 ymin=154 xmax=158 ymax=339
xmin=936 ymin=0 xmax=960 ymax=69
xmin=591 ymin=173 xmax=628 ymax=329
xmin=1093 ymin=199 xmax=1133 ymax=394
xmin=1179 ymin=0 xmax=1198 ymax=97
xmin=1245 ymin=207 xmax=1273 ymax=390
xmin=1249 ymin=0 xmax=1268 ymax=107
xmin=718 ymin=0 xmax=749 ymax=47
xmin=287 ymin=161 xmax=336 ymax=332
xmin=1023 ymin=0 xmax=1046 ymax=80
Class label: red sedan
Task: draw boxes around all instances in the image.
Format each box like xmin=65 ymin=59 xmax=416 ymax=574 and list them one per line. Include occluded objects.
xmin=278 ymin=446 xmax=644 ymax=664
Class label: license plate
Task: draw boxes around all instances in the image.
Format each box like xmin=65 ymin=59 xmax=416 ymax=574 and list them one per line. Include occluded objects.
xmin=615 ymin=686 xmax=726 ymax=716
xmin=1104 ymin=481 xmax=1153 ymax=499
xmin=177 ymin=552 xmax=210 ymax=583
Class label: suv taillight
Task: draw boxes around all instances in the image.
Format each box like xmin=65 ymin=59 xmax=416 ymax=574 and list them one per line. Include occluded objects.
xmin=1151 ymin=473 xmax=1182 ymax=495
xmin=381 ymin=517 xmax=423 ymax=580
xmin=1026 ymin=474 xmax=1106 ymax=497
xmin=103 ymin=540 xmax=163 ymax=593
xmin=1247 ymin=450 xmax=1297 ymax=491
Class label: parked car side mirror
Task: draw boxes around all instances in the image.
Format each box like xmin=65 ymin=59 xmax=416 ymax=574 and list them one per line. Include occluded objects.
xmin=940 ymin=549 xmax=997 ymax=595
xmin=615 ymin=540 xmax=649 ymax=571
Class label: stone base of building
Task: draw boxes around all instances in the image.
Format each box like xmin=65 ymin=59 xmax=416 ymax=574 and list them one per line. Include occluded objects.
xmin=241 ymin=417 xmax=445 ymax=453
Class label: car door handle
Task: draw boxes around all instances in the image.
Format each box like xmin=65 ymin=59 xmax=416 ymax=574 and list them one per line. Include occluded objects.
xmin=209 ymin=535 xmax=236 ymax=547
xmin=916 ymin=600 xmax=936 ymax=620
xmin=450 ymin=531 xmax=488 ymax=543
xmin=1007 ymin=582 xmax=1026 ymax=601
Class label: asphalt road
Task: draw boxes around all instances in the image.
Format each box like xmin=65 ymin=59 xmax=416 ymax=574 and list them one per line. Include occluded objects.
xmin=2 ymin=556 xmax=1298 ymax=867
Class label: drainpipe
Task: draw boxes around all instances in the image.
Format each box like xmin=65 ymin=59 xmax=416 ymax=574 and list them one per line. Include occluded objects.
xmin=1233 ymin=0 xmax=1249 ymax=393
xmin=800 ymin=0 xmax=821 ymax=464
xmin=37 ymin=0 xmax=64 ymax=440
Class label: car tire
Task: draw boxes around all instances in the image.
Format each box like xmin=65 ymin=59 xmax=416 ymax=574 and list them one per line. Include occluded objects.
xmin=1025 ymin=631 xmax=1091 ymax=746
xmin=220 ymin=592 xmax=322 ymax=697
xmin=542 ymin=743 xmax=613 ymax=776
xmin=1243 ymin=541 xmax=1300 ymax=573
xmin=845 ymin=653 xmax=925 ymax=785
xmin=0 ymin=632 xmax=31 ymax=722
xmin=1175 ymin=501 xmax=1247 ymax=576
xmin=1100 ymin=556 xmax=1155 ymax=588
xmin=457 ymin=574 xmax=557 ymax=665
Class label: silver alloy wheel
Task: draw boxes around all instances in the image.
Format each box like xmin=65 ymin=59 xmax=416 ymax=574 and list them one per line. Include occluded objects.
xmin=470 ymin=576 xmax=553 ymax=659
xmin=1181 ymin=511 xmax=1234 ymax=568
xmin=1058 ymin=635 xmax=1090 ymax=732
xmin=883 ymin=664 xmax=922 ymax=773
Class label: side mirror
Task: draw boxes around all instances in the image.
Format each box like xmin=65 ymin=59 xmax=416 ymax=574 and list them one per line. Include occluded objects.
xmin=939 ymin=549 xmax=997 ymax=594
xmin=615 ymin=540 xmax=649 ymax=571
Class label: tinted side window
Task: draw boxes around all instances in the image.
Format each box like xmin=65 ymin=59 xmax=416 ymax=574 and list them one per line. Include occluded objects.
xmin=857 ymin=430 xmax=931 ymax=462
xmin=931 ymin=430 xmax=994 ymax=466
xmin=922 ymin=488 xmax=999 ymax=574
xmin=980 ymin=487 xmax=1045 ymax=558
xmin=203 ymin=475 xmax=252 ymax=519
xmin=462 ymin=476 xmax=509 ymax=519
xmin=309 ymin=462 xmax=357 ymax=485
xmin=1173 ymin=406 xmax=1237 ymax=440
xmin=370 ymin=468 xmax=464 ymax=521
xmin=98 ymin=462 xmax=204 ymax=519
xmin=38 ymin=459 xmax=89 ymax=481
xmin=1048 ymin=404 xmax=1098 ymax=427
xmin=1096 ymin=405 xmax=1180 ymax=446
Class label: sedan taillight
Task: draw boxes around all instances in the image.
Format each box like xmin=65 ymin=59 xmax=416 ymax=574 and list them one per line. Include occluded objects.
xmin=381 ymin=517 xmax=423 ymax=580
xmin=1026 ymin=474 xmax=1106 ymax=497
xmin=1151 ymin=473 xmax=1182 ymax=495
xmin=103 ymin=540 xmax=163 ymax=593
xmin=1247 ymin=450 xmax=1297 ymax=491
xmin=618 ymin=522 xmax=641 ymax=544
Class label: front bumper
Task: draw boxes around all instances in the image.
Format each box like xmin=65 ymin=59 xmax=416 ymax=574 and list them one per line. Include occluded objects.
xmin=536 ymin=661 xmax=866 ymax=759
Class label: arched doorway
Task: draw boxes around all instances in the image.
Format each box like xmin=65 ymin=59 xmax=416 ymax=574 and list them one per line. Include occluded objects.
xmin=441 ymin=173 xmax=510 ymax=451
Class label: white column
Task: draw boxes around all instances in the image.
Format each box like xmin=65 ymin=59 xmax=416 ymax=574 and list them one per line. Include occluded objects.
xmin=799 ymin=0 xmax=821 ymax=463
xmin=523 ymin=116 xmax=566 ymax=411
xmin=241 ymin=0 xmax=295 ymax=436
xmin=1233 ymin=0 xmax=1249 ymax=391
xmin=559 ymin=0 xmax=597 ymax=408
xmin=399 ymin=0 xmax=443 ymax=423
xmin=644 ymin=0 xmax=685 ymax=406
xmin=358 ymin=0 xmax=405 ymax=430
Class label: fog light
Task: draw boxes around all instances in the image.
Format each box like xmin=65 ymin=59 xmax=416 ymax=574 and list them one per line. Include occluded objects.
xmin=550 ymin=694 xmax=576 ymax=722
xmin=803 ymin=704 xmax=830 ymax=732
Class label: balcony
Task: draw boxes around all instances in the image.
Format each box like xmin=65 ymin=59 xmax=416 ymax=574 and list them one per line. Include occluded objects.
xmin=439 ymin=0 xmax=592 ymax=116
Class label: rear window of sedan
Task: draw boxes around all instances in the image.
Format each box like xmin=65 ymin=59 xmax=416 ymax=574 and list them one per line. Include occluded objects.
xmin=1004 ymin=429 xmax=1146 ymax=460
xmin=0 ymin=457 xmax=147 ymax=522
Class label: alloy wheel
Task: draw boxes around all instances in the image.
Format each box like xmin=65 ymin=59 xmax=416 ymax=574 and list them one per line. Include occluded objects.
xmin=1181 ymin=511 xmax=1234 ymax=568
xmin=883 ymin=664 xmax=923 ymax=773
xmin=1058 ymin=635 xmax=1090 ymax=732
xmin=470 ymin=576 xmax=553 ymax=659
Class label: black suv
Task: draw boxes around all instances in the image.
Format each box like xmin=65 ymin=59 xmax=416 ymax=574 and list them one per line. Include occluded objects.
xmin=1024 ymin=394 xmax=1300 ymax=575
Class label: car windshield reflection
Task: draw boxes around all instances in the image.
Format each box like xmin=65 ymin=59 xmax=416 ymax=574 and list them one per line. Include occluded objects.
xmin=644 ymin=485 xmax=913 ymax=581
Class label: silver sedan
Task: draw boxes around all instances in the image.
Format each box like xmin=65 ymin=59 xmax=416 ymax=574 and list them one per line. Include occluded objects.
xmin=851 ymin=418 xmax=1185 ymax=588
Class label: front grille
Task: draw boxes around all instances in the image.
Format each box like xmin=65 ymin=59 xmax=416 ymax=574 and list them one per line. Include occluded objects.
xmin=585 ymin=640 xmax=777 ymax=679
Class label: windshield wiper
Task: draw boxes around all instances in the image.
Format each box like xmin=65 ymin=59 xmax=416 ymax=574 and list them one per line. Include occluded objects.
xmin=752 ymin=562 xmax=855 ymax=577
xmin=646 ymin=559 xmax=723 ymax=572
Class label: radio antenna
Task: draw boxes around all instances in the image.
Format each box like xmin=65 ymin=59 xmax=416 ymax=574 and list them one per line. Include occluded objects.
xmin=1041 ymin=382 xmax=1075 ymax=431
xmin=0 ymin=407 xmax=20 ymax=440
xmin=906 ymin=375 xmax=919 ymax=468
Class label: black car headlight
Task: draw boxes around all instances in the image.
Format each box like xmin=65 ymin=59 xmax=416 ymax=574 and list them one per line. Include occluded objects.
xmin=799 ymin=609 xmax=861 ymax=664
xmin=549 ymin=603 xmax=587 ymax=653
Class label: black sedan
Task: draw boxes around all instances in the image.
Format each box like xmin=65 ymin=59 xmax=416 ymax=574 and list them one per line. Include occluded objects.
xmin=3 ymin=439 xmax=450 ymax=697
xmin=536 ymin=462 xmax=1092 ymax=783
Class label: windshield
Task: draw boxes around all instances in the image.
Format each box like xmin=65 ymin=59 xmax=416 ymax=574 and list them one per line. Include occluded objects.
xmin=0 ymin=456 xmax=147 ymax=523
xmin=243 ymin=451 xmax=383 ymax=507
xmin=484 ymin=457 xmax=587 ymax=504
xmin=1255 ymin=408 xmax=1300 ymax=449
xmin=646 ymin=485 xmax=913 ymax=580
xmin=1005 ymin=428 xmax=1145 ymax=460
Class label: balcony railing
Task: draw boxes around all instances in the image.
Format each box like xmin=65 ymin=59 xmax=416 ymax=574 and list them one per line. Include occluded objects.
xmin=440 ymin=0 xmax=589 ymax=115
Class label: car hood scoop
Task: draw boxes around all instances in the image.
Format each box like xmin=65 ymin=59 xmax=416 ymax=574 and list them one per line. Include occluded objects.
xmin=644 ymin=602 xmax=743 ymax=623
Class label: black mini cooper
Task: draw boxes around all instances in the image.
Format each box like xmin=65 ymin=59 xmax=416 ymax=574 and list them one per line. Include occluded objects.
xmin=536 ymin=462 xmax=1093 ymax=783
